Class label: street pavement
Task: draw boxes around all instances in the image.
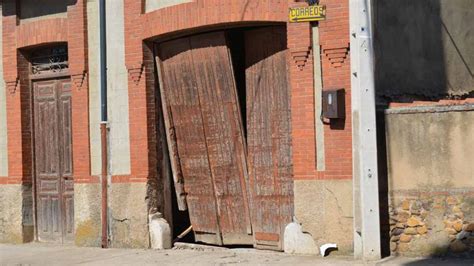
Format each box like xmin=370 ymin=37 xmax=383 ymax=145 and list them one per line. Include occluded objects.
xmin=0 ymin=243 xmax=473 ymax=265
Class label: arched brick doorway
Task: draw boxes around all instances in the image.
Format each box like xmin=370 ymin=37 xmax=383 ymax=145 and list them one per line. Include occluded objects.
xmin=154 ymin=25 xmax=292 ymax=250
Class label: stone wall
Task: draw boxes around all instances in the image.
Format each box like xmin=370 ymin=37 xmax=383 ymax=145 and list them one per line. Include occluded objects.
xmin=389 ymin=192 xmax=474 ymax=256
xmin=385 ymin=106 xmax=474 ymax=257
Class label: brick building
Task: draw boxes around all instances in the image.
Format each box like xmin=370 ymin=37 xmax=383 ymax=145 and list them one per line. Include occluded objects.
xmin=0 ymin=0 xmax=473 ymax=258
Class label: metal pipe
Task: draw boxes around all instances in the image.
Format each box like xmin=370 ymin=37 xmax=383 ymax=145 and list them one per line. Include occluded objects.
xmin=100 ymin=122 xmax=108 ymax=248
xmin=99 ymin=0 xmax=108 ymax=248
xmin=100 ymin=0 xmax=107 ymax=122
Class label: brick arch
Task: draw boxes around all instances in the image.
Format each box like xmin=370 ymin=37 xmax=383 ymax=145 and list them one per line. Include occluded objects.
xmin=140 ymin=0 xmax=288 ymax=40
xmin=124 ymin=0 xmax=354 ymax=186
xmin=123 ymin=0 xmax=290 ymax=183
xmin=16 ymin=19 xmax=69 ymax=49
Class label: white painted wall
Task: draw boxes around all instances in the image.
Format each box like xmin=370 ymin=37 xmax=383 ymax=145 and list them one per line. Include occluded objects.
xmin=145 ymin=0 xmax=192 ymax=13
xmin=0 ymin=3 xmax=8 ymax=177
xmin=106 ymin=0 xmax=131 ymax=175
xmin=87 ymin=0 xmax=102 ymax=176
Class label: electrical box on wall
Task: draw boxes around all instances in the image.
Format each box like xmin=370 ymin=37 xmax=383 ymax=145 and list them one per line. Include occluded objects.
xmin=322 ymin=89 xmax=345 ymax=119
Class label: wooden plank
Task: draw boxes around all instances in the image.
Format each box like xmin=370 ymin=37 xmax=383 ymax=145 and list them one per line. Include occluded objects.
xmin=155 ymin=45 xmax=188 ymax=211
xmin=157 ymin=37 xmax=222 ymax=245
xmin=57 ymin=79 xmax=74 ymax=243
xmin=245 ymin=26 xmax=293 ymax=250
xmin=189 ymin=32 xmax=252 ymax=244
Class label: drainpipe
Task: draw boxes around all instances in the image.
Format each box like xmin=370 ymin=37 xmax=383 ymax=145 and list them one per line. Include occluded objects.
xmin=350 ymin=0 xmax=381 ymax=260
xmin=99 ymin=0 xmax=109 ymax=249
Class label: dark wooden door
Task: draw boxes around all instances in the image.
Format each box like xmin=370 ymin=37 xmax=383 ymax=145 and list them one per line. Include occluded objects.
xmin=34 ymin=79 xmax=74 ymax=243
xmin=245 ymin=26 xmax=293 ymax=250
xmin=157 ymin=31 xmax=252 ymax=245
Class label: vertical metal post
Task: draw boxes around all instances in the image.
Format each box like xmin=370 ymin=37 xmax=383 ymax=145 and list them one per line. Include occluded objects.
xmin=350 ymin=0 xmax=381 ymax=260
xmin=99 ymin=0 xmax=109 ymax=249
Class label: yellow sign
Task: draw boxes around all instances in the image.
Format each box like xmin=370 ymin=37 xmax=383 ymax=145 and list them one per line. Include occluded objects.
xmin=289 ymin=5 xmax=326 ymax=22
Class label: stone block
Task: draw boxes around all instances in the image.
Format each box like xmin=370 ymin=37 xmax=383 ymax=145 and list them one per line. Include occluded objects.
xmin=398 ymin=242 xmax=409 ymax=252
xmin=149 ymin=213 xmax=172 ymax=250
xmin=294 ymin=180 xmax=353 ymax=254
xmin=445 ymin=228 xmax=458 ymax=235
xmin=417 ymin=225 xmax=428 ymax=235
xmin=407 ymin=217 xmax=421 ymax=227
xmin=464 ymin=223 xmax=474 ymax=232
xmin=401 ymin=200 xmax=410 ymax=210
xmin=446 ymin=196 xmax=458 ymax=205
xmin=404 ymin=228 xmax=418 ymax=235
xmin=452 ymin=220 xmax=463 ymax=232
xmin=283 ymin=221 xmax=319 ymax=255
xmin=400 ymin=234 xmax=412 ymax=243
xmin=74 ymin=183 xmax=101 ymax=247
xmin=449 ymin=240 xmax=468 ymax=253
xmin=109 ymin=183 xmax=149 ymax=248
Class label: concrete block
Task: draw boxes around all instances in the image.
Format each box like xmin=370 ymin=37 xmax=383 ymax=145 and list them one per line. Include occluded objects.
xmin=74 ymin=183 xmax=101 ymax=247
xmin=109 ymin=183 xmax=149 ymax=248
xmin=294 ymin=179 xmax=354 ymax=254
xmin=0 ymin=184 xmax=33 ymax=243
xmin=283 ymin=219 xmax=319 ymax=255
xmin=149 ymin=213 xmax=171 ymax=250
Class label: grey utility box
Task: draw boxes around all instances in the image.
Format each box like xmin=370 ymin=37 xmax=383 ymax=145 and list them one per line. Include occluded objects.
xmin=322 ymin=88 xmax=345 ymax=119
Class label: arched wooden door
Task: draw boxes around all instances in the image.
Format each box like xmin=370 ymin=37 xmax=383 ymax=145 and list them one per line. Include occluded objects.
xmin=155 ymin=26 xmax=292 ymax=250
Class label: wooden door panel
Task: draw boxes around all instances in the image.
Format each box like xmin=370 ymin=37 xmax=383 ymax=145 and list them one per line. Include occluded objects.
xmin=245 ymin=26 xmax=293 ymax=250
xmin=157 ymin=38 xmax=221 ymax=244
xmin=34 ymin=79 xmax=74 ymax=243
xmin=157 ymin=31 xmax=252 ymax=245
xmin=58 ymin=80 xmax=74 ymax=241
xmin=34 ymin=80 xmax=62 ymax=242
xmin=189 ymin=32 xmax=252 ymax=243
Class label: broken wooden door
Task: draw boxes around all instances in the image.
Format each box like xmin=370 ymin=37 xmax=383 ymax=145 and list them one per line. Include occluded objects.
xmin=245 ymin=26 xmax=293 ymax=250
xmin=34 ymin=79 xmax=74 ymax=243
xmin=156 ymin=31 xmax=252 ymax=245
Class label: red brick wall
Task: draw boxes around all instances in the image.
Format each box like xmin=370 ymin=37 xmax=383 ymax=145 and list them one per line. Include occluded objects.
xmin=122 ymin=0 xmax=354 ymax=184
xmin=122 ymin=0 xmax=288 ymax=183
xmin=319 ymin=0 xmax=352 ymax=180
xmin=289 ymin=0 xmax=352 ymax=181
xmin=0 ymin=0 xmax=92 ymax=184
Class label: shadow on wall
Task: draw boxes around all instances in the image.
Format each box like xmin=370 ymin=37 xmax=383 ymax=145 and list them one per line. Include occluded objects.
xmin=19 ymin=0 xmax=77 ymax=20
xmin=374 ymin=0 xmax=474 ymax=103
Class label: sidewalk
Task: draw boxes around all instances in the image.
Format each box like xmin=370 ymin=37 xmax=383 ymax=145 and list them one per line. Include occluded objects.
xmin=0 ymin=243 xmax=473 ymax=266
